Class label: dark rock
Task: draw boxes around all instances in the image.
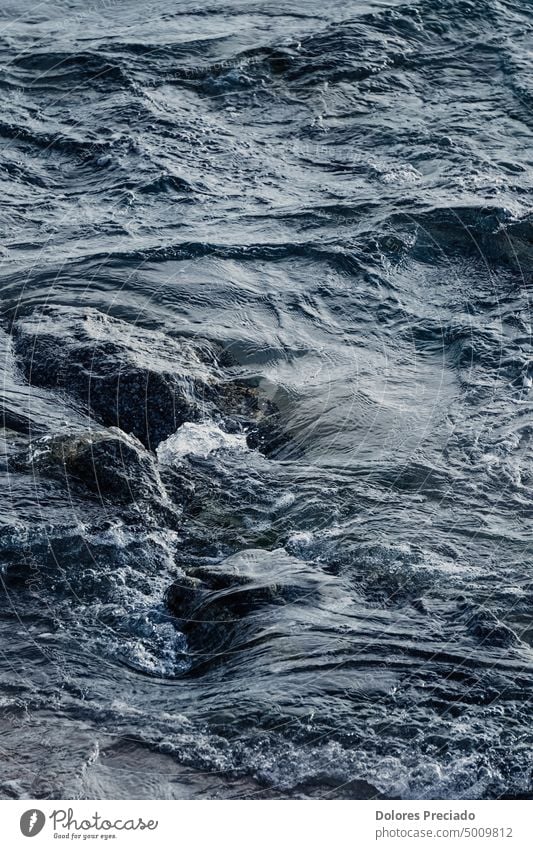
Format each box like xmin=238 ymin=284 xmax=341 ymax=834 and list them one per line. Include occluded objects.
xmin=461 ymin=604 xmax=521 ymax=649
xmin=168 ymin=548 xmax=323 ymax=615
xmin=166 ymin=549 xmax=331 ymax=666
xmin=16 ymin=427 xmax=168 ymax=506
xmin=12 ymin=306 xmax=220 ymax=450
xmin=12 ymin=306 xmax=285 ymax=455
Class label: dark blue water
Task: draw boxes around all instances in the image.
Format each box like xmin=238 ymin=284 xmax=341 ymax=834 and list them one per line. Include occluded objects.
xmin=0 ymin=0 xmax=532 ymax=800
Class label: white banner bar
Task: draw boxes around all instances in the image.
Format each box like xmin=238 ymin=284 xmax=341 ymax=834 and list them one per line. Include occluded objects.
xmin=1 ymin=799 xmax=531 ymax=848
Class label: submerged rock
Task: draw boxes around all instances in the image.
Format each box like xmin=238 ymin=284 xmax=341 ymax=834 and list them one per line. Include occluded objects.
xmin=168 ymin=547 xmax=323 ymax=613
xmin=394 ymin=206 xmax=533 ymax=275
xmin=166 ymin=548 xmax=331 ymax=667
xmin=16 ymin=427 xmax=168 ymax=506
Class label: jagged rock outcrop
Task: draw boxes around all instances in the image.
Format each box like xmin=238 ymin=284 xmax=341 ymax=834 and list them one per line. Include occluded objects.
xmin=15 ymin=427 xmax=168 ymax=506
xmin=12 ymin=305 xmax=283 ymax=454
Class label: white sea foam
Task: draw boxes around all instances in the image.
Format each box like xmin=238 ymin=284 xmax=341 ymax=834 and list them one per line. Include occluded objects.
xmin=156 ymin=421 xmax=248 ymax=465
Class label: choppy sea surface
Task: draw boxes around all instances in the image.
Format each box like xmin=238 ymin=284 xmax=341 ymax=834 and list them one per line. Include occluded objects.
xmin=0 ymin=0 xmax=532 ymax=800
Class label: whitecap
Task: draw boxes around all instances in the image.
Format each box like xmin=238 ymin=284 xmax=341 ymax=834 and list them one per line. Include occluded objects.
xmin=156 ymin=421 xmax=249 ymax=465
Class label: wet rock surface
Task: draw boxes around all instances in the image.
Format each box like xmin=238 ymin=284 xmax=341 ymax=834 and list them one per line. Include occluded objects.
xmin=166 ymin=548 xmax=331 ymax=669
xmin=12 ymin=306 xmax=284 ymax=455
xmin=12 ymin=306 xmax=219 ymax=449
xmin=13 ymin=427 xmax=169 ymax=506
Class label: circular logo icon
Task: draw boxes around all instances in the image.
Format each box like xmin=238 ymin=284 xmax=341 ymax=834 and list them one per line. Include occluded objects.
xmin=20 ymin=810 xmax=46 ymax=837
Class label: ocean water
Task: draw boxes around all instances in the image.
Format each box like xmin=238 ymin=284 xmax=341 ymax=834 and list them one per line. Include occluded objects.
xmin=0 ymin=0 xmax=532 ymax=800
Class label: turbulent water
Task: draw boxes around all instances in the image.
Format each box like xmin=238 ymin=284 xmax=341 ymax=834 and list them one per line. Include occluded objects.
xmin=0 ymin=0 xmax=532 ymax=800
